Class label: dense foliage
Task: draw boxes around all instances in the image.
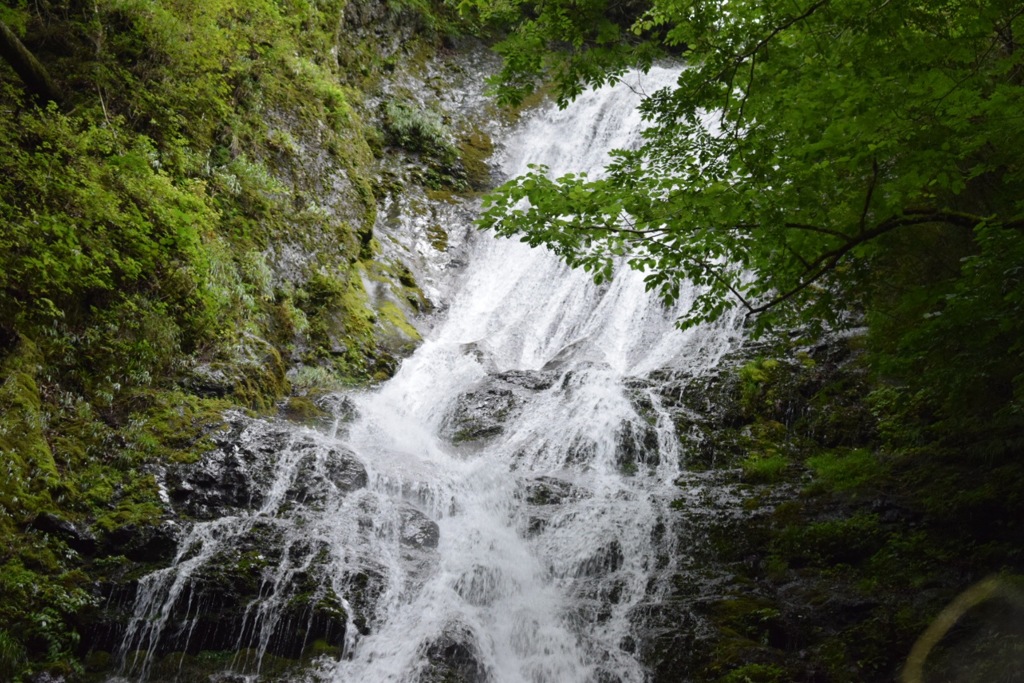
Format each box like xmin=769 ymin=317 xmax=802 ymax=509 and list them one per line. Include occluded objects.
xmin=0 ymin=0 xmax=460 ymax=678
xmin=468 ymin=0 xmax=1024 ymax=521
xmin=464 ymin=0 xmax=1024 ymax=678
xmin=472 ymin=0 xmax=1024 ymax=332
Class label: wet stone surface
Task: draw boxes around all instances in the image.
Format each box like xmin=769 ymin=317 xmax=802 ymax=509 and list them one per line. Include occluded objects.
xmin=399 ymin=504 xmax=441 ymax=549
xmin=441 ymin=370 xmax=555 ymax=445
xmin=416 ymin=622 xmax=491 ymax=683
xmin=164 ymin=416 xmax=369 ymax=519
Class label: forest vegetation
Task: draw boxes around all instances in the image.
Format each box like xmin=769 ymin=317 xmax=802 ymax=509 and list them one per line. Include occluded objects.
xmin=0 ymin=0 xmax=468 ymax=677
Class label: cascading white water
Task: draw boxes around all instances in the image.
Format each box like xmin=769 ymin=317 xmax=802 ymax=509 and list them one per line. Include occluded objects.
xmin=327 ymin=66 xmax=743 ymax=682
xmin=112 ymin=65 xmax=744 ymax=683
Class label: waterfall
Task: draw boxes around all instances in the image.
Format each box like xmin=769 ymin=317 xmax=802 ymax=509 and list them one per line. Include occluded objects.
xmin=112 ymin=65 xmax=744 ymax=683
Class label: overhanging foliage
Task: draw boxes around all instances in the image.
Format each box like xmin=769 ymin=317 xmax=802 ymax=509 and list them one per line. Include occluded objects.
xmin=468 ymin=0 xmax=1024 ymax=335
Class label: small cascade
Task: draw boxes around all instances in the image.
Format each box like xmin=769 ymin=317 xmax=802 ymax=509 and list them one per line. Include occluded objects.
xmin=111 ymin=66 xmax=745 ymax=683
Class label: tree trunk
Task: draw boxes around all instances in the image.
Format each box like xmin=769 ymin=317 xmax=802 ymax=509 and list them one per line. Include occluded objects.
xmin=0 ymin=20 xmax=62 ymax=106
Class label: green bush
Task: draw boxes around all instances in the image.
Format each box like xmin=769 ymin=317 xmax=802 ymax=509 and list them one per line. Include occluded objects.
xmin=719 ymin=663 xmax=788 ymax=683
xmin=740 ymin=451 xmax=790 ymax=484
xmin=806 ymin=449 xmax=881 ymax=493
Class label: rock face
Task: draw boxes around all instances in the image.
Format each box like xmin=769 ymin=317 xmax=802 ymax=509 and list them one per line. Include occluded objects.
xmin=79 ymin=414 xmax=379 ymax=678
xmin=102 ymin=519 xmax=181 ymax=563
xmin=416 ymin=623 xmax=491 ymax=683
xmin=623 ymin=338 xmax=987 ymax=683
xmin=163 ymin=420 xmax=369 ymax=519
xmin=398 ymin=504 xmax=441 ymax=549
xmin=128 ymin=523 xmax=348 ymax=661
xmin=30 ymin=512 xmax=97 ymax=555
xmin=519 ymin=476 xmax=589 ymax=536
xmin=441 ymin=370 xmax=555 ymax=445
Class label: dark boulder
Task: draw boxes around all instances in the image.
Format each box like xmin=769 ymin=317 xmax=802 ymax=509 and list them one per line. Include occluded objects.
xmin=417 ymin=622 xmax=490 ymax=683
xmin=398 ymin=504 xmax=440 ymax=549
xmin=285 ymin=442 xmax=369 ymax=507
xmin=102 ymin=520 xmax=181 ymax=563
xmin=30 ymin=512 xmax=97 ymax=555
xmin=165 ymin=417 xmax=368 ymax=519
xmin=441 ymin=370 xmax=555 ymax=445
xmin=164 ymin=447 xmax=259 ymax=519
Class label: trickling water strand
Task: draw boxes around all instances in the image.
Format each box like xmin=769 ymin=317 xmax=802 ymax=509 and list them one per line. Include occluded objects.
xmin=111 ymin=66 xmax=744 ymax=683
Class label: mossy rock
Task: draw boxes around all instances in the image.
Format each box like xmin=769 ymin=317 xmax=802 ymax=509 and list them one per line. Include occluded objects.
xmin=280 ymin=396 xmax=329 ymax=424
xmin=457 ymin=129 xmax=494 ymax=191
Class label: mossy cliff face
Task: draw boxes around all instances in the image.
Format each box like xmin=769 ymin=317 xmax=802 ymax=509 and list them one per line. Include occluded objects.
xmin=0 ymin=0 xmax=482 ymax=679
xmin=640 ymin=338 xmax=1024 ymax=683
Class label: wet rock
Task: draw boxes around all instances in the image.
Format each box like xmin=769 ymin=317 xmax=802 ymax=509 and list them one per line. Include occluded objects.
xmin=519 ymin=476 xmax=589 ymax=536
xmin=322 ymin=447 xmax=370 ymax=491
xmin=417 ymin=623 xmax=490 ymax=683
xmin=85 ymin=414 xmax=378 ymax=671
xmin=341 ymin=566 xmax=388 ymax=635
xmin=615 ymin=420 xmax=661 ymax=473
xmin=29 ymin=673 xmax=66 ymax=683
xmin=314 ymin=393 xmax=358 ymax=423
xmin=521 ymin=476 xmax=583 ymax=506
xmin=128 ymin=527 xmax=347 ymax=659
xmin=541 ymin=338 xmax=600 ymax=372
xmin=444 ymin=384 xmax=518 ymax=443
xmin=180 ymin=363 xmax=234 ymax=398
xmin=30 ymin=512 xmax=97 ymax=555
xmin=398 ymin=504 xmax=440 ymax=549
xmin=166 ymin=417 xmax=369 ymax=518
xmin=573 ymin=540 xmax=624 ymax=578
xmin=165 ymin=446 xmax=260 ymax=519
xmin=102 ymin=520 xmax=181 ymax=563
xmin=458 ymin=342 xmax=494 ymax=371
xmin=286 ymin=442 xmax=369 ymax=506
xmin=498 ymin=369 xmax=555 ymax=392
xmin=442 ymin=370 xmax=554 ymax=445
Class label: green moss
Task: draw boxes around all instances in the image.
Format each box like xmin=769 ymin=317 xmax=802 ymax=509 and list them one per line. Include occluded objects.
xmin=120 ymin=389 xmax=232 ymax=463
xmin=457 ymin=128 xmax=494 ymax=191
xmin=229 ymin=344 xmax=289 ymax=410
xmin=82 ymin=649 xmax=112 ymax=674
xmin=738 ymin=358 xmax=781 ymax=412
xmin=280 ymin=396 xmax=328 ymax=424
xmin=91 ymin=479 xmax=164 ymax=534
xmin=711 ymin=597 xmax=781 ymax=643
xmin=378 ymin=300 xmax=422 ymax=344
xmin=740 ymin=452 xmax=789 ymax=484
xmin=0 ymin=336 xmax=59 ymax=513
xmin=772 ymin=513 xmax=885 ymax=568
xmin=806 ymin=448 xmax=881 ymax=493
xmin=303 ymin=638 xmax=342 ymax=659
xmin=718 ymin=663 xmax=787 ymax=683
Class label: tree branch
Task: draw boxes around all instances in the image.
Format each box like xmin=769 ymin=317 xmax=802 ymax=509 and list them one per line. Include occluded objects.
xmin=0 ymin=20 xmax=62 ymax=106
xmin=750 ymin=209 xmax=999 ymax=315
xmin=860 ymin=159 xmax=879 ymax=234
xmin=722 ymin=0 xmax=831 ymax=78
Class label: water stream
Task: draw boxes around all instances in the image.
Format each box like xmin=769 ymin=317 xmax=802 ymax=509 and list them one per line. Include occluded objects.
xmin=114 ymin=66 xmax=744 ymax=683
